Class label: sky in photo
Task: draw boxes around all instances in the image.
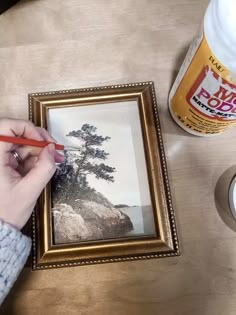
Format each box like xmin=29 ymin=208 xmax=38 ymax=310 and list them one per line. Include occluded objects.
xmin=48 ymin=101 xmax=152 ymax=206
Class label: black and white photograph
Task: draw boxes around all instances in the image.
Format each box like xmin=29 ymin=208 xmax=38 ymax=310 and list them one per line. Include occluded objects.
xmin=48 ymin=101 xmax=156 ymax=244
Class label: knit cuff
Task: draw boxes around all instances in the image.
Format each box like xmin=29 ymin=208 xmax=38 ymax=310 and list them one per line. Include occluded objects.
xmin=0 ymin=220 xmax=31 ymax=305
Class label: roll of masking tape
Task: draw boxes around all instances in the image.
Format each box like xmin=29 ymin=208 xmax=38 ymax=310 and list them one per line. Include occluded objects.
xmin=229 ymin=176 xmax=236 ymax=220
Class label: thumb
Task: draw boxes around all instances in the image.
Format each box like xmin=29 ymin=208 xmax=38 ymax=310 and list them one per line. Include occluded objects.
xmin=21 ymin=144 xmax=56 ymax=199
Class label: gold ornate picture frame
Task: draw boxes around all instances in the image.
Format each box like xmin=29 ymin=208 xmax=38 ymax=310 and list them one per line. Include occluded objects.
xmin=29 ymin=82 xmax=179 ymax=270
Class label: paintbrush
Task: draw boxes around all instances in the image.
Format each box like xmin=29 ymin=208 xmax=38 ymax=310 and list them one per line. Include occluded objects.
xmin=0 ymin=135 xmax=79 ymax=151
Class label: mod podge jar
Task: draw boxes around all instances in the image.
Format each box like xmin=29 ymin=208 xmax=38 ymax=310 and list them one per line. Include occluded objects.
xmin=169 ymin=0 xmax=236 ymax=136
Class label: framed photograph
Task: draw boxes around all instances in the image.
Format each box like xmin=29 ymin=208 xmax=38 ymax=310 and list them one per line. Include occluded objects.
xmin=29 ymin=82 xmax=179 ymax=270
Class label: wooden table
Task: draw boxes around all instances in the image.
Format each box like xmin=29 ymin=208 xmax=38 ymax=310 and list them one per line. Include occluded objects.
xmin=2 ymin=0 xmax=236 ymax=314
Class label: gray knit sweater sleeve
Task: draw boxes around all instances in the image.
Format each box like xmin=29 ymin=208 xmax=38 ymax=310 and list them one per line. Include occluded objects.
xmin=0 ymin=220 xmax=31 ymax=305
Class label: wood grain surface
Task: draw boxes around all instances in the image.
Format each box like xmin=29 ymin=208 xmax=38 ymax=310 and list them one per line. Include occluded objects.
xmin=2 ymin=0 xmax=236 ymax=314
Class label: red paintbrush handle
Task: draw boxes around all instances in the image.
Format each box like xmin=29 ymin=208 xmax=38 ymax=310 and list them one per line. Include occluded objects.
xmin=0 ymin=135 xmax=64 ymax=151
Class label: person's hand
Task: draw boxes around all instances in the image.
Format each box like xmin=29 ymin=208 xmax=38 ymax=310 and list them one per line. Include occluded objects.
xmin=0 ymin=118 xmax=64 ymax=230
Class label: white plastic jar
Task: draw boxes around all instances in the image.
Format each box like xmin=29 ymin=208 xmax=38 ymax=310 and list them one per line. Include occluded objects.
xmin=169 ymin=0 xmax=236 ymax=136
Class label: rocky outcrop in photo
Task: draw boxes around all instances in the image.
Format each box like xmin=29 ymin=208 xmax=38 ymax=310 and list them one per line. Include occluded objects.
xmin=52 ymin=200 xmax=133 ymax=244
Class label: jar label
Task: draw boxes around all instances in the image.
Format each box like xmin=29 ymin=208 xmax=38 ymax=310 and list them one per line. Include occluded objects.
xmin=170 ymin=32 xmax=236 ymax=135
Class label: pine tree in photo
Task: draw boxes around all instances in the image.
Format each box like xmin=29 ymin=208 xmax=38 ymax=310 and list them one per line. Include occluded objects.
xmin=52 ymin=124 xmax=116 ymax=206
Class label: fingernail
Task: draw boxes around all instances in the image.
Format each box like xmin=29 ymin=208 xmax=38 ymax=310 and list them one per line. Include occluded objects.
xmin=59 ymin=155 xmax=65 ymax=162
xmin=57 ymin=158 xmax=65 ymax=164
xmin=48 ymin=143 xmax=55 ymax=155
xmin=58 ymin=150 xmax=65 ymax=156
xmin=55 ymin=152 xmax=65 ymax=163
